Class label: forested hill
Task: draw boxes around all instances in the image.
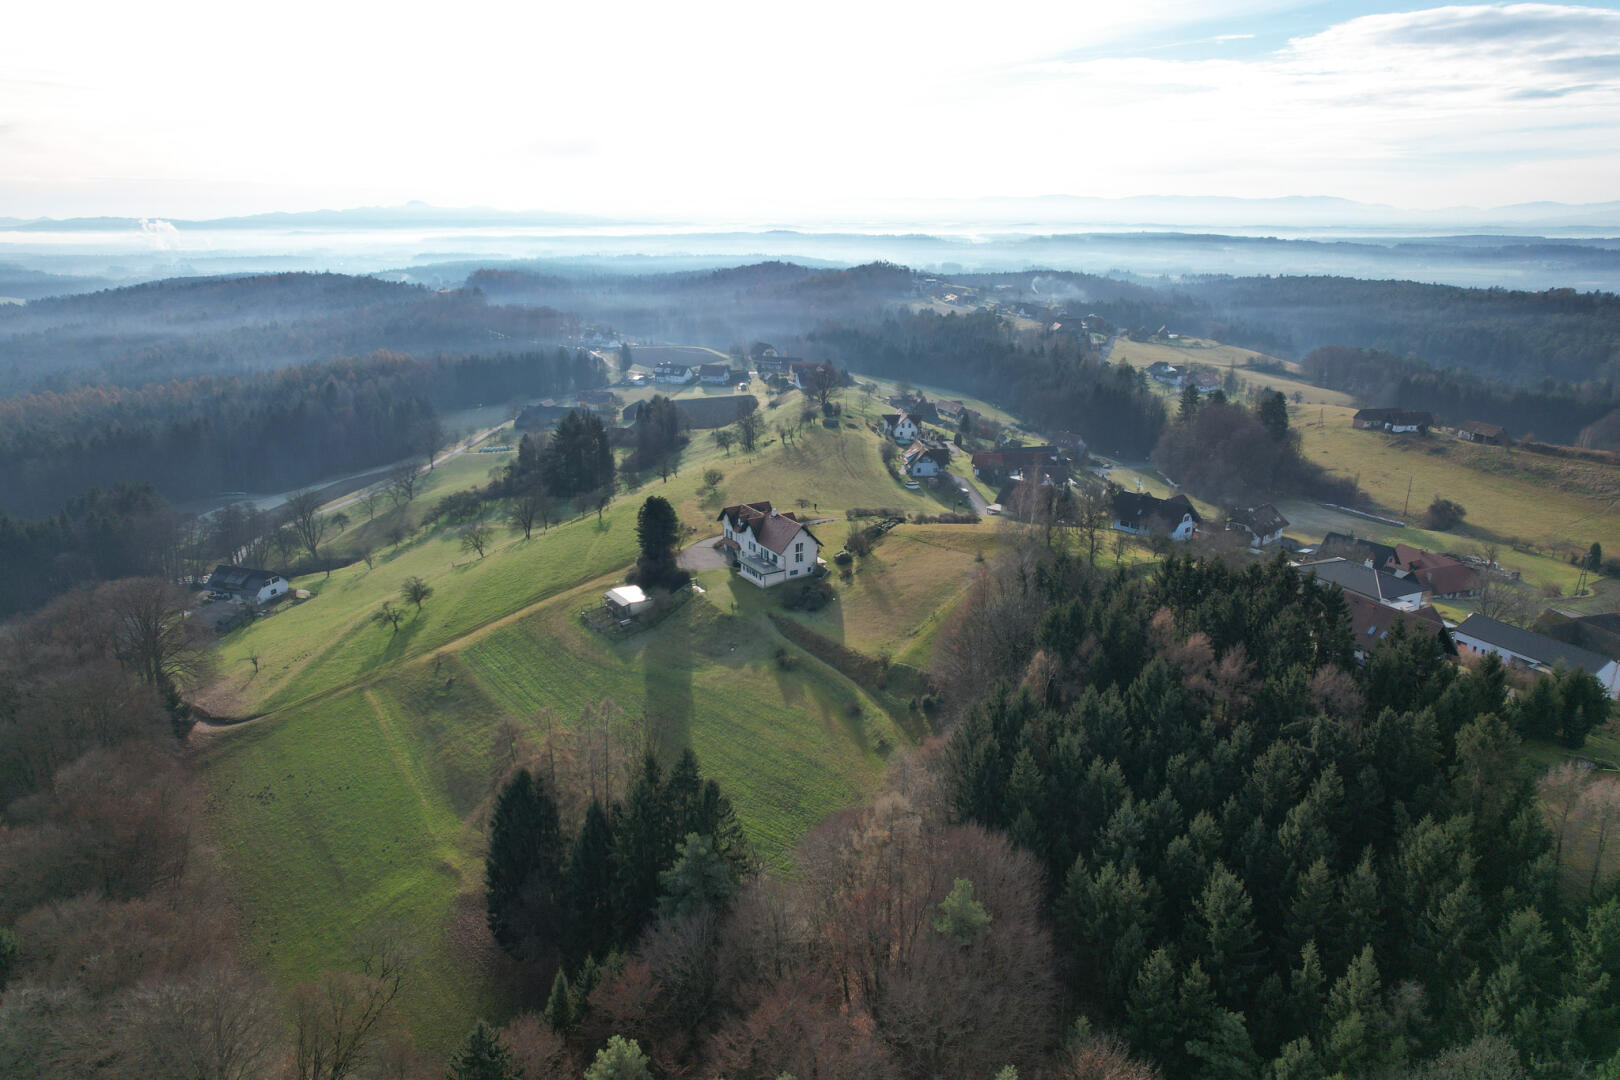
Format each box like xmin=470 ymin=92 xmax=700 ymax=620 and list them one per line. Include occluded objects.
xmin=0 ymin=348 xmax=603 ymax=519
xmin=0 ymin=272 xmax=580 ymax=395
xmin=964 ymin=271 xmax=1620 ymax=388
xmin=468 ymin=260 xmax=917 ymax=343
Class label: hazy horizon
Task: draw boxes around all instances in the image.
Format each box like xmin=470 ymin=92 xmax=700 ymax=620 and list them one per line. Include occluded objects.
xmin=5 ymin=2 xmax=1620 ymax=221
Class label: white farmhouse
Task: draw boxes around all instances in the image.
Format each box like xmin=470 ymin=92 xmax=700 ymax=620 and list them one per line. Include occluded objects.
xmin=205 ymin=565 xmax=290 ymax=605
xmin=654 ymin=361 xmax=696 ymax=384
xmin=903 ymin=443 xmax=952 ymax=478
xmin=716 ymin=501 xmax=823 ymax=588
xmin=879 ymin=412 xmax=922 ymax=443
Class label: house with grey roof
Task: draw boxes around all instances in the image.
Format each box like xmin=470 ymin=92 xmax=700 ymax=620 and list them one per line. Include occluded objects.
xmin=1225 ymin=504 xmax=1289 ymax=547
xmin=716 ymin=501 xmax=824 ymax=588
xmin=1295 ymin=558 xmax=1428 ymax=611
xmin=1453 ymin=613 xmax=1620 ymax=697
xmin=205 ymin=565 xmax=289 ymax=606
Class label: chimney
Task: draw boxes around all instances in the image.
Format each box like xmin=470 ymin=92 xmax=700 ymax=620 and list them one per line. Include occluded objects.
xmin=771 ymin=507 xmax=779 ymax=516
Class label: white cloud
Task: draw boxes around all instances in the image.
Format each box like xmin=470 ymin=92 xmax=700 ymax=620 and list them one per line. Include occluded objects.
xmin=0 ymin=2 xmax=1616 ymax=216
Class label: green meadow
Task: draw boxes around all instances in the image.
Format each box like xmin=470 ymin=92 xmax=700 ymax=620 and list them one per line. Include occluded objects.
xmin=195 ymin=389 xmax=976 ymax=1050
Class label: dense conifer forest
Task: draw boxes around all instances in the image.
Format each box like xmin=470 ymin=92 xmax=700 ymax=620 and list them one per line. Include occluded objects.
xmin=938 ymin=543 xmax=1620 ymax=1078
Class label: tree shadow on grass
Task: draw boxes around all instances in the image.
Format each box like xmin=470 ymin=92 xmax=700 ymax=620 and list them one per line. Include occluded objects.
xmin=641 ymin=604 xmax=694 ymax=762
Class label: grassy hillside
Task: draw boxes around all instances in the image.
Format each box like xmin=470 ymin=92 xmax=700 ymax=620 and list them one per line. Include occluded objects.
xmin=1112 ymin=337 xmax=1356 ymax=408
xmin=195 ymin=388 xmax=976 ymax=1051
xmin=1296 ymin=404 xmax=1620 ymax=564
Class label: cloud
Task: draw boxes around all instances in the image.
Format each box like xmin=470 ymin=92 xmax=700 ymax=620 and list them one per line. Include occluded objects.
xmin=139 ymin=218 xmax=180 ymax=248
xmin=979 ymin=3 xmax=1620 ymax=207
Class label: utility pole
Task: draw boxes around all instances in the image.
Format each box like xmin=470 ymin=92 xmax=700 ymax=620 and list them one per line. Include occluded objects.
xmin=1402 ymin=474 xmax=1414 ymax=520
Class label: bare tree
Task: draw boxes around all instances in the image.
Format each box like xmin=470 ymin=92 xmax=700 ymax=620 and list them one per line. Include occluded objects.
xmin=370 ymin=603 xmax=405 ymax=633
xmin=1539 ymin=761 xmax=1593 ymax=868
xmin=284 ymin=490 xmax=331 ymax=563
xmin=1476 ymin=572 xmax=1538 ymax=626
xmin=289 ymin=928 xmax=411 ymax=1080
xmin=108 ymin=965 xmax=282 ymax=1080
xmin=1075 ymin=485 xmax=1111 ymax=566
xmin=386 ymin=463 xmax=420 ymax=507
xmin=359 ymin=489 xmax=383 ymax=522
xmin=712 ymin=429 xmax=735 ymax=457
xmin=414 ymin=417 xmax=447 ymax=471
xmin=1576 ymin=779 xmax=1620 ymax=898
xmin=805 ymin=363 xmax=843 ymax=409
xmin=461 ymin=523 xmax=494 ymax=559
xmin=508 ymin=487 xmax=551 ymax=540
xmin=735 ymin=409 xmax=765 ymax=454
xmin=96 ymin=578 xmax=208 ymax=692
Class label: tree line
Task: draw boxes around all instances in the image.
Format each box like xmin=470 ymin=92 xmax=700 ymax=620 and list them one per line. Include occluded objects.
xmin=1300 ymin=344 xmax=1620 ymax=448
xmin=0 ymin=271 xmax=582 ymax=395
xmin=811 ymin=309 xmax=1169 ymax=457
xmin=0 ymin=347 xmax=604 ymax=519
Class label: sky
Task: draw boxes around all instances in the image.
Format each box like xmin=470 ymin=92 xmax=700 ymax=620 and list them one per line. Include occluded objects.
xmin=3 ymin=0 xmax=1619 ymax=221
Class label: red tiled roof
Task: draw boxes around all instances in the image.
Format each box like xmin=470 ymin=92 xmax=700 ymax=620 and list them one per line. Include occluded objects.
xmin=716 ymin=501 xmax=821 ymax=556
xmin=1345 ymin=592 xmax=1446 ymax=646
xmin=1387 ymin=544 xmax=1479 ymax=595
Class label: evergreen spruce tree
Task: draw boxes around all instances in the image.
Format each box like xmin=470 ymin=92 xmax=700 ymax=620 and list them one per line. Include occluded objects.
xmin=611 ymin=754 xmax=672 ymax=942
xmin=446 ymin=1020 xmax=515 ymax=1080
xmin=1196 ymin=862 xmax=1262 ymax=1008
xmin=485 ymin=770 xmax=566 ymax=961
xmin=1126 ymin=946 xmax=1180 ymax=1055
xmin=657 ymin=832 xmax=739 ymax=919
xmin=545 ymin=969 xmax=574 ymax=1034
xmin=565 ymin=799 xmax=617 ymax=964
xmin=1324 ymin=946 xmax=1396 ymax=1075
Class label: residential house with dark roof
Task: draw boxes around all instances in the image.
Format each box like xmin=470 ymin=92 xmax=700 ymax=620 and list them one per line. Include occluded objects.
xmin=1343 ymin=592 xmax=1449 ymax=661
xmin=654 ymin=361 xmax=696 ymax=384
xmin=1352 ymin=408 xmax=1432 ymax=433
xmin=903 ymin=443 xmax=953 ymax=478
xmin=1295 ymin=558 xmax=1428 ymax=610
xmin=697 ymin=362 xmax=733 ymax=384
xmin=1384 ymin=544 xmax=1480 ymax=598
xmin=934 ymin=399 xmax=966 ymax=422
xmin=754 ymin=356 xmax=790 ymax=377
xmin=1146 ymin=361 xmax=1186 ymax=389
xmin=716 ymin=501 xmax=824 ymax=588
xmin=1319 ymin=533 xmax=1397 ymax=571
xmin=205 ymin=565 xmax=289 ymax=606
xmin=1453 ymin=613 xmax=1620 ymax=697
xmin=1225 ymin=504 xmax=1289 ymax=547
xmin=1457 ymin=420 xmax=1509 ymax=445
xmin=1111 ymin=491 xmax=1200 ymax=541
xmin=971 ymin=446 xmax=1058 ymax=480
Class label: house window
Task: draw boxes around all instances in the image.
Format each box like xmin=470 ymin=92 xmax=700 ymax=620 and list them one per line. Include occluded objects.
xmin=794 ymin=542 xmax=804 ymax=563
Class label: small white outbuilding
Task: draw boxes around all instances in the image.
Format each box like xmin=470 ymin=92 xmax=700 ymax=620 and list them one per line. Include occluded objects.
xmin=604 ymin=585 xmax=654 ymax=618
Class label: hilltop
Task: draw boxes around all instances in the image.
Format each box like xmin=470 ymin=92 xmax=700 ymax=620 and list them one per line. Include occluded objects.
xmin=192 ymin=377 xmax=994 ymax=1048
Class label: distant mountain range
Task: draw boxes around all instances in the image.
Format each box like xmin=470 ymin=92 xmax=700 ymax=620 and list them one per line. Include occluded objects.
xmin=6 ymin=196 xmax=1620 ymax=233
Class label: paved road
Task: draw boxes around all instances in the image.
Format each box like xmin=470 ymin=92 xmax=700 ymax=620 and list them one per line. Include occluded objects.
xmin=322 ymin=422 xmax=510 ymax=515
xmin=946 ymin=470 xmax=990 ymax=515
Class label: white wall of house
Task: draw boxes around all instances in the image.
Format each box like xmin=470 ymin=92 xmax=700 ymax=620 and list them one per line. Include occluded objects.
xmin=253 ymin=578 xmax=287 ymax=604
xmin=1454 ymin=633 xmax=1620 ymax=698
